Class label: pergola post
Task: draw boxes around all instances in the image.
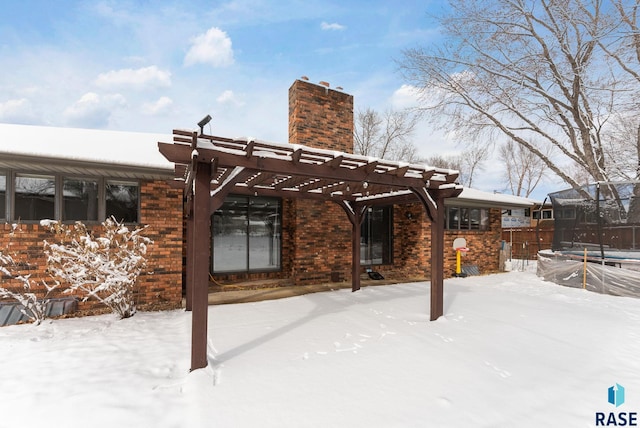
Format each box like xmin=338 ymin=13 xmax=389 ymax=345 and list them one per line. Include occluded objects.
xmin=351 ymin=205 xmax=367 ymax=292
xmin=429 ymin=193 xmax=446 ymax=321
xmin=185 ymin=214 xmax=194 ymax=311
xmin=191 ymin=160 xmax=211 ymax=371
xmin=335 ymin=201 xmax=368 ymax=292
xmin=410 ymin=187 xmax=449 ymax=321
xmin=352 ymin=217 xmax=361 ymax=292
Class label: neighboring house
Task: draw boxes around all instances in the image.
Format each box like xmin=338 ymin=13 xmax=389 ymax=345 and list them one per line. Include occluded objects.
xmin=501 ymin=201 xmax=555 ymax=260
xmin=0 ymin=78 xmax=535 ymax=321
xmin=501 ymin=201 xmax=554 ymax=229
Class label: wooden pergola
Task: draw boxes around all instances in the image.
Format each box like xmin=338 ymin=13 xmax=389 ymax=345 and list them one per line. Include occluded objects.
xmin=159 ymin=130 xmax=463 ymax=371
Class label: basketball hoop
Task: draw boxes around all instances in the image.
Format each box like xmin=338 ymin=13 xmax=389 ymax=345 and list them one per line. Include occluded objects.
xmin=452 ymin=237 xmax=470 ymax=277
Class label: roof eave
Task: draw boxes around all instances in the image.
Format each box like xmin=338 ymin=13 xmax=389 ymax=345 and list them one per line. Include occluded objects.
xmin=0 ymin=151 xmax=174 ymax=180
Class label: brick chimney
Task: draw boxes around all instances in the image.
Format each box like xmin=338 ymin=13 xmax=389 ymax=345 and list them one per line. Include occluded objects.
xmin=288 ymin=78 xmax=354 ymax=153
xmin=285 ymin=78 xmax=354 ymax=286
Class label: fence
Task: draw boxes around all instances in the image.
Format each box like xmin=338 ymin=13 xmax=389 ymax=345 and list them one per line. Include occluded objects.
xmin=501 ymin=227 xmax=555 ymax=260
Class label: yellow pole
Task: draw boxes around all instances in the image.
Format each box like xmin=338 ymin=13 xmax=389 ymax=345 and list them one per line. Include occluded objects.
xmin=583 ymin=248 xmax=587 ymax=289
xmin=456 ymin=249 xmax=461 ymax=275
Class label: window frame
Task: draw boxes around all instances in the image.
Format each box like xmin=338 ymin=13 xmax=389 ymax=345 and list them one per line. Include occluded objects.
xmin=62 ymin=176 xmax=101 ymax=222
xmin=0 ymin=171 xmax=6 ymax=221
xmin=105 ymin=179 xmax=140 ymax=224
xmin=1 ymin=170 xmax=140 ymax=224
xmin=360 ymin=205 xmax=393 ymax=266
xmin=445 ymin=206 xmax=490 ymax=231
xmin=13 ymin=173 xmax=56 ymax=222
xmin=211 ymin=195 xmax=283 ymax=274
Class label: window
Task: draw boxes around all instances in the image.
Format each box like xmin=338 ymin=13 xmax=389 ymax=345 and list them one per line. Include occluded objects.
xmin=4 ymin=172 xmax=140 ymax=223
xmin=14 ymin=174 xmax=55 ymax=221
xmin=212 ymin=196 xmax=281 ymax=273
xmin=533 ymin=209 xmax=553 ymax=220
xmin=446 ymin=206 xmax=489 ymax=230
xmin=0 ymin=173 xmax=5 ymax=220
xmin=63 ymin=178 xmax=99 ymax=221
xmin=361 ymin=206 xmax=393 ymax=265
xmin=106 ymin=181 xmax=139 ymax=223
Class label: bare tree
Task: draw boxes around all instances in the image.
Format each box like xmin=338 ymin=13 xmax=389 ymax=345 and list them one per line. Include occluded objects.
xmin=399 ymin=0 xmax=640 ymax=208
xmin=425 ymin=154 xmax=461 ymax=172
xmin=353 ymin=107 xmax=421 ymax=162
xmin=424 ymin=144 xmax=489 ymax=187
xmin=499 ymin=140 xmax=547 ymax=197
xmin=461 ymin=144 xmax=491 ymax=188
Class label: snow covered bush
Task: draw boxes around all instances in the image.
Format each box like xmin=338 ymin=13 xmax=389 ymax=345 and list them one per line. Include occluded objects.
xmin=0 ymin=224 xmax=60 ymax=325
xmin=42 ymin=217 xmax=152 ymax=319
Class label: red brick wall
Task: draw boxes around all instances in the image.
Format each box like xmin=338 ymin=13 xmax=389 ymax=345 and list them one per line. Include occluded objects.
xmin=288 ymin=79 xmax=354 ymax=152
xmin=286 ymin=199 xmax=351 ymax=285
xmin=284 ymin=78 xmax=503 ymax=285
xmin=287 ymin=78 xmax=355 ymax=284
xmin=0 ymin=179 xmax=183 ymax=314
xmin=138 ymin=180 xmax=183 ymax=310
xmin=444 ymin=208 xmax=503 ymax=276
xmin=370 ymin=205 xmax=503 ymax=280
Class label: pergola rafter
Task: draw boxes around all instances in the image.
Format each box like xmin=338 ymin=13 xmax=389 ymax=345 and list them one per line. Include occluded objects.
xmin=158 ymin=130 xmax=463 ymax=371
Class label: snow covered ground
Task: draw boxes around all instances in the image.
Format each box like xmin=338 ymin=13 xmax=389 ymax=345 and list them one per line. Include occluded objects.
xmin=2 ymin=262 xmax=639 ymax=427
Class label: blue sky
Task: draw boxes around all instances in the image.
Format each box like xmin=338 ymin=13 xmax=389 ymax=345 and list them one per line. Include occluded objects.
xmin=0 ymin=0 xmax=444 ymax=136
xmin=0 ymin=0 xmax=548 ymax=198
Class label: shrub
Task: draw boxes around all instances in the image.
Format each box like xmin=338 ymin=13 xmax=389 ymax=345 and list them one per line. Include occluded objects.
xmin=42 ymin=217 xmax=152 ymax=319
xmin=0 ymin=224 xmax=60 ymax=325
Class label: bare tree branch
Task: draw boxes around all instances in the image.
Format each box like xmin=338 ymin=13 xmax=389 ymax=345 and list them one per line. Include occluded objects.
xmin=399 ymin=0 xmax=640 ymax=204
xmin=353 ymin=107 xmax=421 ymax=163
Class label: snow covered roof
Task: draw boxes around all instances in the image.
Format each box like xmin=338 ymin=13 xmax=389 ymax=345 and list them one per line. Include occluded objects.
xmin=0 ymin=123 xmax=173 ymax=179
xmin=446 ymin=187 xmax=538 ymax=209
xmin=0 ymin=124 xmax=538 ymax=209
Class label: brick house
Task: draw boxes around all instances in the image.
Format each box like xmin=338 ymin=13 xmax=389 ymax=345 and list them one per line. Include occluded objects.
xmin=207 ymin=79 xmax=534 ymax=288
xmin=0 ymin=125 xmax=183 ymax=317
xmin=0 ymin=78 xmax=533 ymax=324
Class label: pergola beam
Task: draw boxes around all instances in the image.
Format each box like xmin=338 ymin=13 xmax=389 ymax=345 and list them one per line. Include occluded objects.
xmin=159 ymin=142 xmax=442 ymax=189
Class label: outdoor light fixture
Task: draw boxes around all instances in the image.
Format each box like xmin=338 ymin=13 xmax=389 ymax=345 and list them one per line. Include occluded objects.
xmin=198 ymin=114 xmax=212 ymax=135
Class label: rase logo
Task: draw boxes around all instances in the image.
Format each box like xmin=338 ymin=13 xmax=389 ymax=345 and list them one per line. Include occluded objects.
xmin=596 ymin=383 xmax=637 ymax=426
xmin=610 ymin=384 xmax=626 ymax=408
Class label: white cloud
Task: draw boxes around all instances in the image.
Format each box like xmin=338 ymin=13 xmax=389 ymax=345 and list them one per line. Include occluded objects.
xmin=321 ymin=21 xmax=346 ymax=31
xmin=64 ymin=92 xmax=127 ymax=128
xmin=0 ymin=98 xmax=38 ymax=124
xmin=184 ymin=27 xmax=234 ymax=67
xmin=143 ymin=96 xmax=173 ymax=115
xmin=390 ymin=84 xmax=420 ymax=109
xmin=94 ymin=66 xmax=171 ymax=90
xmin=216 ymin=90 xmax=244 ymax=106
